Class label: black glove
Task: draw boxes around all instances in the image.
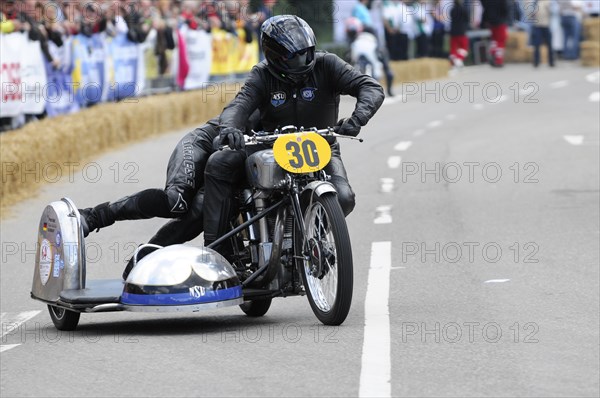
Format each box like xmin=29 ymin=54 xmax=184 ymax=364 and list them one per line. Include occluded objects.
xmin=336 ymin=117 xmax=361 ymax=137
xmin=218 ymin=127 xmax=245 ymax=150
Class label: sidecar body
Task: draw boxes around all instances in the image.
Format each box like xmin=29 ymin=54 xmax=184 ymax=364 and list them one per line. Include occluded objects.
xmin=30 ymin=198 xmax=243 ymax=330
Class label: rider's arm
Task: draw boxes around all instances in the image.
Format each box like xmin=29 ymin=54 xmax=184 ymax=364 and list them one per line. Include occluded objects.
xmin=219 ymin=65 xmax=267 ymax=131
xmin=326 ymin=53 xmax=385 ymax=127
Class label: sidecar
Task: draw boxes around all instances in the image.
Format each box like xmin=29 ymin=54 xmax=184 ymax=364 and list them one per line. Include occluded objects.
xmin=30 ymin=198 xmax=243 ymax=330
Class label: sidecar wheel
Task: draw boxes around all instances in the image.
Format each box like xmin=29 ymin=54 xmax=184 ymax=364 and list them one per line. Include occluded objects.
xmin=240 ymin=298 xmax=272 ymax=317
xmin=48 ymin=305 xmax=80 ymax=331
xmin=297 ymin=193 xmax=353 ymax=326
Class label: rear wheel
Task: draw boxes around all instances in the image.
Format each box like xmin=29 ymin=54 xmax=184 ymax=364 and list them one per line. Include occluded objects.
xmin=297 ymin=193 xmax=353 ymax=325
xmin=48 ymin=305 xmax=81 ymax=331
xmin=239 ymin=298 xmax=272 ymax=317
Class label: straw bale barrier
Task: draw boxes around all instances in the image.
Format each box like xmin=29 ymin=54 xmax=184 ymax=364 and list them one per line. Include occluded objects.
xmin=0 ymin=83 xmax=239 ymax=216
xmin=581 ymin=17 xmax=600 ymax=67
xmin=583 ymin=17 xmax=600 ymax=42
xmin=1 ymin=59 xmax=448 ymax=216
xmin=507 ymin=20 xmax=600 ymax=67
xmin=389 ymin=58 xmax=451 ymax=83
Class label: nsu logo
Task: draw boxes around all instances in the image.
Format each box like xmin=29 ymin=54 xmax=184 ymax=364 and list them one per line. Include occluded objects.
xmin=189 ymin=285 xmax=206 ymax=298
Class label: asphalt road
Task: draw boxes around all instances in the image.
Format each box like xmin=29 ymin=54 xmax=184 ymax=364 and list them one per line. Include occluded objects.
xmin=1 ymin=62 xmax=599 ymax=397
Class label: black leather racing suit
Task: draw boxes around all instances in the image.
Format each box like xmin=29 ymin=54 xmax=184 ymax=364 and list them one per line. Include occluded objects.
xmin=203 ymin=51 xmax=385 ymax=244
xmin=107 ymin=119 xmax=218 ymax=272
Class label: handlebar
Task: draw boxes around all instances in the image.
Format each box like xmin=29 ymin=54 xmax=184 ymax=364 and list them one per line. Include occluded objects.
xmin=246 ymin=126 xmax=364 ymax=145
xmin=218 ymin=125 xmax=363 ymax=150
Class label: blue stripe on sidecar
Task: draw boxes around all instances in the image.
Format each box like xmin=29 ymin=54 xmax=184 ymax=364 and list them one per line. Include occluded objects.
xmin=120 ymin=285 xmax=242 ymax=305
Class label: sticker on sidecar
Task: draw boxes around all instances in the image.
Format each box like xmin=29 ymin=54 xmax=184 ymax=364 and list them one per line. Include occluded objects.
xmin=273 ymin=132 xmax=331 ymax=173
xmin=39 ymin=239 xmax=52 ymax=285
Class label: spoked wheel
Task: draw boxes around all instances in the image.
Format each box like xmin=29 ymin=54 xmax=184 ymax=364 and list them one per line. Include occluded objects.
xmin=297 ymin=193 xmax=353 ymax=325
xmin=48 ymin=305 xmax=81 ymax=331
xmin=240 ymin=298 xmax=273 ymax=317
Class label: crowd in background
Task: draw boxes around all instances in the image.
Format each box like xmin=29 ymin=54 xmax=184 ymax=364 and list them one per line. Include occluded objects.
xmin=0 ymin=0 xmax=277 ymax=74
xmin=1 ymin=0 xmax=599 ymax=131
xmin=344 ymin=0 xmax=599 ymax=66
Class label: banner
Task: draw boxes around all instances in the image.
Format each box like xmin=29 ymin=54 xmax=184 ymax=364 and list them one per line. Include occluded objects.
xmin=106 ymin=32 xmax=139 ymax=101
xmin=45 ymin=36 xmax=80 ymax=117
xmin=0 ymin=33 xmax=27 ymax=117
xmin=210 ymin=28 xmax=257 ymax=77
xmin=234 ymin=27 xmax=259 ymax=74
xmin=180 ymin=26 xmax=212 ymax=90
xmin=210 ymin=28 xmax=233 ymax=76
xmin=71 ymin=33 xmax=107 ymax=106
xmin=21 ymin=37 xmax=48 ymax=115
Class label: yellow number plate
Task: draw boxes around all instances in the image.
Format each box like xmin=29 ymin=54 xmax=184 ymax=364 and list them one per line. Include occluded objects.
xmin=273 ymin=132 xmax=332 ymax=174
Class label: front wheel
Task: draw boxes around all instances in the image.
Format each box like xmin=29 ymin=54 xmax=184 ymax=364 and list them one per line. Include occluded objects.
xmin=48 ymin=305 xmax=81 ymax=331
xmin=297 ymin=193 xmax=353 ymax=325
xmin=239 ymin=298 xmax=272 ymax=317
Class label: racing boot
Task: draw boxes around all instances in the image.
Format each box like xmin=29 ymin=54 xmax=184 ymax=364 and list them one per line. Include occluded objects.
xmin=79 ymin=202 xmax=114 ymax=238
xmin=79 ymin=191 xmax=164 ymax=238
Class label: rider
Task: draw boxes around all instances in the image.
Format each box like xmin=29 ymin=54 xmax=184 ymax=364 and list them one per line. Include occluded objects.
xmin=345 ymin=16 xmax=395 ymax=97
xmin=202 ymin=15 xmax=385 ymax=250
xmin=78 ymin=112 xmax=260 ymax=279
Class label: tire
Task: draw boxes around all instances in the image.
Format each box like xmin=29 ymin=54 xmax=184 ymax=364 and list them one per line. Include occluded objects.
xmin=239 ymin=298 xmax=272 ymax=317
xmin=297 ymin=193 xmax=353 ymax=326
xmin=48 ymin=305 xmax=81 ymax=331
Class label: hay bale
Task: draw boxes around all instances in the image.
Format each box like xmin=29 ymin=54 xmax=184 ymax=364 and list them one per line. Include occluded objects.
xmin=581 ymin=40 xmax=600 ymax=67
xmin=0 ymin=85 xmax=234 ymax=215
xmin=583 ymin=17 xmax=600 ymax=42
xmin=389 ymin=58 xmax=450 ymax=84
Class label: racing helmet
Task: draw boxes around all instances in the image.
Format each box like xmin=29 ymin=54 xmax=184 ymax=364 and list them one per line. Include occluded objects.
xmin=261 ymin=15 xmax=316 ymax=85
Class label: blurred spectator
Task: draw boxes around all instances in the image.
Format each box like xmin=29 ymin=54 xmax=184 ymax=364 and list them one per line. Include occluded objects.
xmin=560 ymin=0 xmax=584 ymax=60
xmin=254 ymin=0 xmax=277 ymax=60
xmin=412 ymin=0 xmax=434 ymax=58
xmin=480 ymin=0 xmax=510 ymax=67
xmin=348 ymin=2 xmax=395 ymax=96
xmin=353 ymin=0 xmax=374 ymax=26
xmin=449 ymin=0 xmax=469 ymax=67
xmin=529 ymin=0 xmax=555 ymax=67
xmin=430 ymin=0 xmax=448 ymax=58
xmin=383 ymin=0 xmax=413 ymax=60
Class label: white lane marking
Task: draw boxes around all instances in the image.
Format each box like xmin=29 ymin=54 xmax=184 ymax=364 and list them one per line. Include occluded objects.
xmin=394 ymin=141 xmax=412 ymax=151
xmin=427 ymin=120 xmax=442 ymax=128
xmin=1 ymin=311 xmax=41 ymax=353
xmin=413 ymin=130 xmax=425 ymax=137
xmin=589 ymin=92 xmax=600 ymax=102
xmin=564 ymin=135 xmax=584 ymax=145
xmin=1 ymin=311 xmax=41 ymax=338
xmin=359 ymin=241 xmax=392 ymax=398
xmin=473 ymin=104 xmax=484 ymax=110
xmin=0 ymin=344 xmax=21 ymax=353
xmin=446 ymin=114 xmax=456 ymax=121
xmin=387 ymin=156 xmax=402 ymax=169
xmin=380 ymin=178 xmax=394 ymax=193
xmin=484 ymin=279 xmax=510 ymax=284
xmin=519 ymin=86 xmax=536 ymax=96
xmin=374 ymin=206 xmax=392 ymax=224
xmin=586 ymin=71 xmax=600 ymax=84
xmin=383 ymin=95 xmax=403 ymax=105
xmin=550 ymin=80 xmax=569 ymax=89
